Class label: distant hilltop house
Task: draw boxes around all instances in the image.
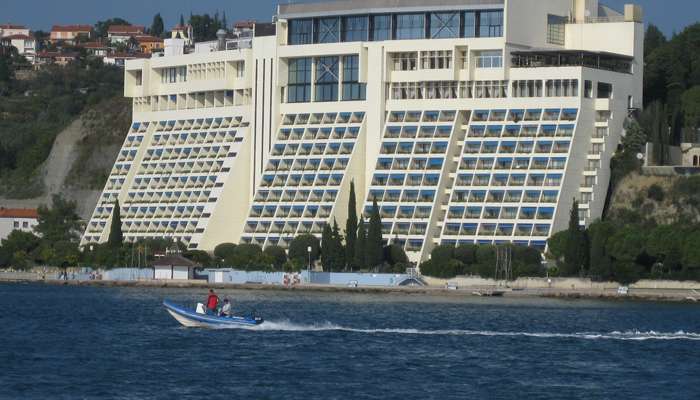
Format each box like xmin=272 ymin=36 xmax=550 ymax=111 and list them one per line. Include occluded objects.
xmin=107 ymin=25 xmax=145 ymax=44
xmin=0 ymin=33 xmax=36 ymax=63
xmin=171 ymin=24 xmax=193 ymax=46
xmin=135 ymin=35 xmax=164 ymax=54
xmin=35 ymin=51 xmax=80 ymax=67
xmin=0 ymin=208 xmax=39 ymax=241
xmin=50 ymin=24 xmax=93 ymax=44
xmin=104 ymin=52 xmax=149 ymax=68
xmin=82 ymin=41 xmax=113 ymax=57
xmin=0 ymin=24 xmax=30 ymax=38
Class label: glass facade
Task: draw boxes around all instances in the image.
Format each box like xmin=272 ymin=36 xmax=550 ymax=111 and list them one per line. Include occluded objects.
xmin=287 ymin=57 xmax=312 ymax=103
xmin=395 ymin=13 xmax=425 ymax=40
xmin=372 ymin=15 xmax=392 ymax=41
xmin=430 ymin=12 xmax=460 ymax=39
xmin=288 ymin=19 xmax=313 ymax=45
xmin=316 ymin=17 xmax=340 ymax=43
xmin=315 ymin=56 xmax=339 ymax=102
xmin=342 ymin=55 xmax=366 ymax=101
xmin=343 ymin=16 xmax=368 ymax=41
xmin=287 ymin=9 xmax=503 ymax=44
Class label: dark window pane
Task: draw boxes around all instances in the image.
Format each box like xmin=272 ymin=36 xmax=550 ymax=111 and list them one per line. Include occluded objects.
xmin=288 ymin=57 xmax=312 ymax=103
xmin=316 ymin=17 xmax=340 ymax=43
xmin=463 ymin=11 xmax=476 ymax=38
xmin=479 ymin=10 xmax=503 ymax=37
xmin=315 ymin=56 xmax=339 ymax=102
xmin=289 ymin=19 xmax=313 ymax=45
xmin=430 ymin=12 xmax=459 ymax=38
xmin=372 ymin=15 xmax=392 ymax=41
xmin=395 ymin=13 xmax=425 ymax=40
xmin=342 ymin=55 xmax=366 ymax=101
xmin=342 ymin=16 xmax=368 ymax=42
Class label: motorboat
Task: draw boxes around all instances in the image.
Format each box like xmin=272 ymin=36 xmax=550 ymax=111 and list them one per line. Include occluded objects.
xmin=163 ymin=300 xmax=263 ymax=328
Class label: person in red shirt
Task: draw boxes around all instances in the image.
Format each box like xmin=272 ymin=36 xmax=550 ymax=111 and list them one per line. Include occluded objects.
xmin=206 ymin=289 xmax=219 ymax=315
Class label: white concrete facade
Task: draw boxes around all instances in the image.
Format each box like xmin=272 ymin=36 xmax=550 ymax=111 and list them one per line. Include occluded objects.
xmin=82 ymin=0 xmax=643 ymax=264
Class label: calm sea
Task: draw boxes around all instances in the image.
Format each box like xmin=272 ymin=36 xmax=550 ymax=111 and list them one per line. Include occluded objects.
xmin=1 ymin=283 xmax=699 ymax=399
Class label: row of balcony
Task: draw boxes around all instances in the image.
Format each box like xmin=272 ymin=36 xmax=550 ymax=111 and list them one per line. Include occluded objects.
xmin=278 ymin=127 xmax=360 ymax=142
xmin=271 ymin=142 xmax=355 ymax=157
xmin=253 ymin=189 xmax=338 ymax=204
xmin=282 ymin=112 xmax=365 ymax=126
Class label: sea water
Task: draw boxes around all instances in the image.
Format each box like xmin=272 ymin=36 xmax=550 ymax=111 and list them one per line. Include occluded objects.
xmin=1 ymin=283 xmax=699 ymax=399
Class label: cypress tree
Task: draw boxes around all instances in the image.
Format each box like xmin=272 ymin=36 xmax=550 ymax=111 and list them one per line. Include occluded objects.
xmin=563 ymin=199 xmax=586 ymax=276
xmin=331 ymin=218 xmax=345 ymax=271
xmin=321 ymin=223 xmax=333 ymax=271
xmin=180 ymin=14 xmax=185 ymax=27
xmin=345 ymin=180 xmax=358 ymax=270
xmin=367 ymin=198 xmax=384 ymax=269
xmin=108 ymin=200 xmax=123 ymax=248
xmin=354 ymin=215 xmax=367 ymax=270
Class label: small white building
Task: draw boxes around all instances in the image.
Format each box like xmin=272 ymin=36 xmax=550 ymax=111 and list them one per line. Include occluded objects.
xmin=152 ymin=254 xmax=198 ymax=280
xmin=0 ymin=208 xmax=39 ymax=241
xmin=107 ymin=25 xmax=145 ymax=44
xmin=1 ymin=34 xmax=36 ymax=62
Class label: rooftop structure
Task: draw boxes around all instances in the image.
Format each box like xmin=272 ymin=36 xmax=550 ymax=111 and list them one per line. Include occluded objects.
xmin=83 ymin=0 xmax=644 ymax=265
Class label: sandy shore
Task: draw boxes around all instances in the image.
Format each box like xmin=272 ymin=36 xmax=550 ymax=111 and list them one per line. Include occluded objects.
xmin=2 ymin=277 xmax=699 ymax=303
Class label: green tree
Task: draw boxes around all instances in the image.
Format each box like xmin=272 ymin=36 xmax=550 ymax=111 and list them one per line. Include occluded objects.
xmin=454 ymin=244 xmax=477 ymax=267
xmin=35 ymin=194 xmax=81 ymax=244
xmin=213 ymin=243 xmax=237 ymax=263
xmin=430 ymin=244 xmax=455 ymax=269
xmin=366 ymin=199 xmax=384 ymax=268
xmin=354 ymin=216 xmax=367 ymax=270
xmin=95 ymin=18 xmax=130 ymax=39
xmin=288 ymin=234 xmax=320 ymax=267
xmin=264 ymin=245 xmax=287 ymax=270
xmin=345 ymin=180 xmax=358 ymax=270
xmin=644 ymin=24 xmax=666 ymax=59
xmin=588 ymin=221 xmax=615 ymax=281
xmin=562 ymin=199 xmax=588 ymax=276
xmin=331 ymin=219 xmax=345 ymax=271
xmin=227 ymin=243 xmax=263 ymax=270
xmin=183 ymin=250 xmax=211 ymax=266
xmin=180 ymin=14 xmax=185 ymax=27
xmin=321 ymin=223 xmax=333 ymax=271
xmin=680 ymin=86 xmax=700 ymax=138
xmin=107 ymin=200 xmax=123 ymax=248
xmin=150 ymin=13 xmax=165 ymax=37
xmin=0 ymin=230 xmax=41 ymax=269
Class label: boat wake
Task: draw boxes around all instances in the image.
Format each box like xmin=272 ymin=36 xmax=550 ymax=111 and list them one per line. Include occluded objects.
xmin=222 ymin=320 xmax=700 ymax=341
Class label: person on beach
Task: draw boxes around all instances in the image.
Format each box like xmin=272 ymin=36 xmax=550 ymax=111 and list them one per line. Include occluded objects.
xmin=220 ymin=298 xmax=231 ymax=317
xmin=206 ymin=289 xmax=219 ymax=315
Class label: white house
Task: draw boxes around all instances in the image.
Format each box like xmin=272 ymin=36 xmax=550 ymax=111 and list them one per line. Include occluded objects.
xmin=152 ymin=254 xmax=198 ymax=280
xmin=0 ymin=208 xmax=39 ymax=241
xmin=1 ymin=34 xmax=37 ymax=62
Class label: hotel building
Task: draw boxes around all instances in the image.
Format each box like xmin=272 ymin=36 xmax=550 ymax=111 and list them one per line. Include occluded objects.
xmin=82 ymin=0 xmax=644 ymax=263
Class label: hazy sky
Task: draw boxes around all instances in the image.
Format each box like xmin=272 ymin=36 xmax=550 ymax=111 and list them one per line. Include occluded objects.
xmin=3 ymin=0 xmax=698 ymax=37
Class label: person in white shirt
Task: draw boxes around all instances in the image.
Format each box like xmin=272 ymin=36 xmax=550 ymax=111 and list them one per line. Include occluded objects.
xmin=219 ymin=298 xmax=231 ymax=317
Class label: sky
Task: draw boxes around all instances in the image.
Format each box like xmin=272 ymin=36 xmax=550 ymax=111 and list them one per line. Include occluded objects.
xmin=2 ymin=0 xmax=698 ymax=38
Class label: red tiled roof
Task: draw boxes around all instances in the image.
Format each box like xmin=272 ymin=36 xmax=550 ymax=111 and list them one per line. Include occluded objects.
xmin=82 ymin=41 xmax=110 ymax=49
xmin=234 ymin=20 xmax=256 ymax=29
xmin=3 ymin=34 xmax=33 ymax=40
xmin=108 ymin=52 xmax=149 ymax=59
xmin=172 ymin=24 xmax=192 ymax=31
xmin=108 ymin=25 xmax=145 ymax=34
xmin=0 ymin=208 xmax=38 ymax=219
xmin=52 ymin=24 xmax=92 ymax=32
xmin=135 ymin=35 xmax=163 ymax=43
xmin=0 ymin=24 xmax=27 ymax=30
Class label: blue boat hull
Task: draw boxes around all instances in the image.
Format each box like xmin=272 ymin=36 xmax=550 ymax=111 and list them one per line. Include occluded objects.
xmin=163 ymin=300 xmax=263 ymax=328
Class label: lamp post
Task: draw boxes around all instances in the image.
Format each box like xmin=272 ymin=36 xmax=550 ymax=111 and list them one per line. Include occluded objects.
xmin=307 ymin=245 xmax=312 ymax=282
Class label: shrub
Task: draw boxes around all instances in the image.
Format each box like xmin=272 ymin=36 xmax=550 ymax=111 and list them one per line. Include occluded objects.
xmin=647 ymin=184 xmax=665 ymax=202
xmin=264 ymin=245 xmax=287 ymax=270
xmin=288 ymin=234 xmax=320 ymax=265
xmin=226 ymin=243 xmax=263 ymax=270
xmin=213 ymin=243 xmax=237 ymax=261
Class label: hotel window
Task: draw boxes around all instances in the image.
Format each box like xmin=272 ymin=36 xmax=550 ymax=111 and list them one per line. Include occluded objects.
xmin=474 ymin=50 xmax=502 ymax=68
xmin=342 ymin=16 xmax=368 ymax=42
xmin=289 ymin=19 xmax=313 ymax=45
xmin=479 ymin=10 xmax=504 ymax=37
xmin=547 ymin=15 xmax=567 ymax=45
xmin=584 ymin=80 xmax=593 ymax=98
xmin=287 ymin=57 xmax=312 ymax=103
xmin=392 ymin=52 xmax=417 ymax=71
xmin=512 ymin=80 xmax=543 ymax=97
xmin=463 ymin=11 xmax=477 ymax=38
xmin=421 ymin=51 xmax=452 ymax=69
xmin=423 ymin=81 xmax=458 ymax=99
xmin=395 ymin=13 xmax=425 ymax=40
xmin=342 ymin=55 xmax=366 ymax=101
xmin=177 ymin=66 xmax=187 ymax=82
xmin=371 ymin=15 xmax=392 ymax=41
xmin=315 ymin=56 xmax=339 ymax=102
xmin=430 ymin=12 xmax=459 ymax=39
xmin=235 ymin=61 xmax=245 ymax=78
xmin=316 ymin=17 xmax=340 ymax=43
xmin=135 ymin=70 xmax=142 ymax=86
xmin=545 ymin=79 xmax=579 ymax=97
xmin=474 ymin=80 xmax=507 ymax=98
xmin=597 ymin=82 xmax=613 ymax=99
